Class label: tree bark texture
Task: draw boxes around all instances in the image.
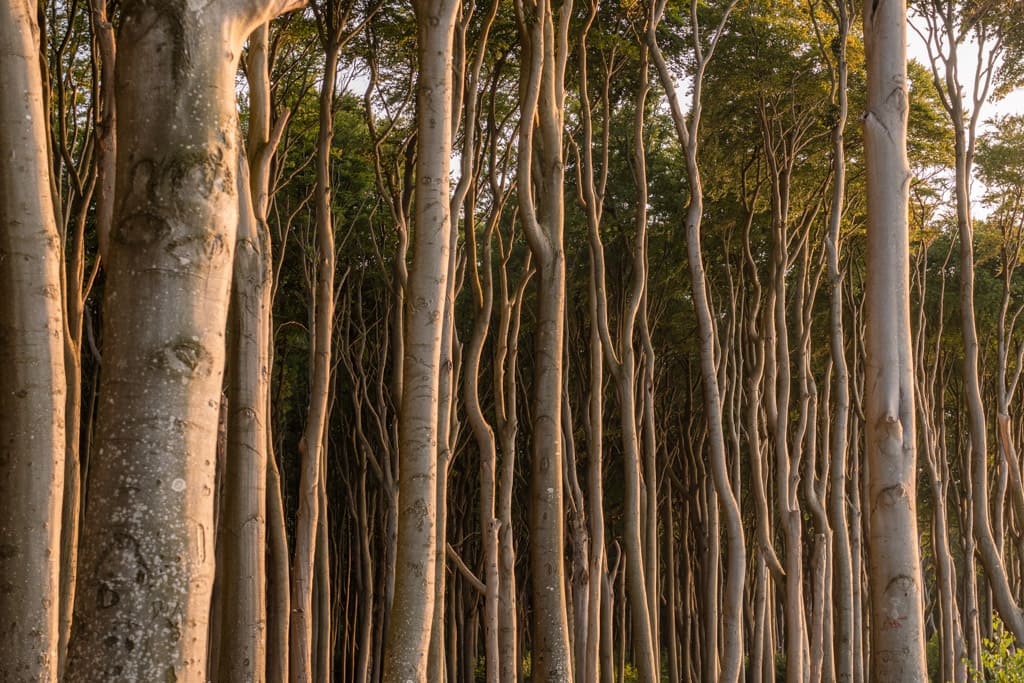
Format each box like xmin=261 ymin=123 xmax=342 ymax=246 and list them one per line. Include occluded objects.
xmin=516 ymin=0 xmax=575 ymax=677
xmin=381 ymin=0 xmax=458 ymax=678
xmin=0 ymin=2 xmax=67 ymax=678
xmin=66 ymin=1 xmax=300 ymax=679
xmin=862 ymin=0 xmax=928 ymax=678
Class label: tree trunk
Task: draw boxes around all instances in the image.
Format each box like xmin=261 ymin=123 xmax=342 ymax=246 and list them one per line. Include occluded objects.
xmin=290 ymin=29 xmax=339 ymax=682
xmin=0 ymin=2 xmax=67 ymax=678
xmin=381 ymin=0 xmax=458 ymax=676
xmin=648 ymin=3 xmax=744 ymax=678
xmin=515 ymin=0 xmax=574 ymax=676
xmin=862 ymin=0 xmax=928 ymax=677
xmin=66 ymin=1 xmax=301 ymax=678
xmin=212 ymin=24 xmax=282 ymax=681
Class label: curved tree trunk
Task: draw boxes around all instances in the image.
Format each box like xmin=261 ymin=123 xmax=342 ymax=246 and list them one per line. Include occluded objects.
xmin=648 ymin=2 xmax=743 ymax=679
xmin=515 ymin=0 xmax=574 ymax=676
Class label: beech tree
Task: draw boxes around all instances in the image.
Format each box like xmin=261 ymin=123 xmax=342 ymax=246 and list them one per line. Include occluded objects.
xmin=862 ymin=0 xmax=928 ymax=679
xmin=4 ymin=1 xmax=1024 ymax=681
xmin=65 ymin=0 xmax=303 ymax=678
xmin=381 ymin=0 xmax=459 ymax=678
xmin=514 ymin=0 xmax=575 ymax=676
xmin=0 ymin=2 xmax=67 ymax=678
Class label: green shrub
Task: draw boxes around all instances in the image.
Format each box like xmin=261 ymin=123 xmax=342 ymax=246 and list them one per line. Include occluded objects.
xmin=967 ymin=616 xmax=1024 ymax=682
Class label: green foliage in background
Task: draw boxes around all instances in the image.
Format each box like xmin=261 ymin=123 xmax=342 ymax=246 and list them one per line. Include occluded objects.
xmin=968 ymin=616 xmax=1024 ymax=682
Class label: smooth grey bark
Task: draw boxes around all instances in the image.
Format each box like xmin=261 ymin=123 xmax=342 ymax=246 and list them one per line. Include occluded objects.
xmin=514 ymin=0 xmax=575 ymax=676
xmin=381 ymin=0 xmax=458 ymax=677
xmin=290 ymin=19 xmax=339 ymax=681
xmin=862 ymin=0 xmax=928 ymax=678
xmin=648 ymin=1 xmax=743 ymax=679
xmin=0 ymin=2 xmax=67 ymax=678
xmin=212 ymin=24 xmax=283 ymax=679
xmin=815 ymin=2 xmax=855 ymax=680
xmin=65 ymin=1 xmax=301 ymax=679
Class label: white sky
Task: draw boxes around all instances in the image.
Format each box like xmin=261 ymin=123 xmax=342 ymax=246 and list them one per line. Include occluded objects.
xmin=905 ymin=12 xmax=1024 ymax=217
xmin=907 ymin=13 xmax=1024 ymax=120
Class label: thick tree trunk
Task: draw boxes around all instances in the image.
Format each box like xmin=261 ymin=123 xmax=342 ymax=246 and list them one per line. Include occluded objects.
xmin=381 ymin=0 xmax=458 ymax=677
xmin=0 ymin=2 xmax=67 ymax=678
xmin=862 ymin=0 xmax=928 ymax=678
xmin=66 ymin=1 xmax=300 ymax=678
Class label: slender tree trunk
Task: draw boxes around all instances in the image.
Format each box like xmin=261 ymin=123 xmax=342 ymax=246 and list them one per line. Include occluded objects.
xmin=822 ymin=2 xmax=854 ymax=679
xmin=495 ymin=245 xmax=528 ymax=683
xmin=862 ymin=0 xmax=928 ymax=677
xmin=214 ymin=146 xmax=271 ymax=683
xmin=58 ymin=1 xmax=115 ymax=669
xmin=515 ymin=0 xmax=574 ymax=676
xmin=290 ymin=26 xmax=339 ymax=681
xmin=0 ymin=2 xmax=67 ymax=678
xmin=212 ymin=24 xmax=282 ymax=681
xmin=267 ymin=434 xmax=291 ymax=681
xmin=648 ymin=2 xmax=743 ymax=678
xmin=381 ymin=0 xmax=458 ymax=676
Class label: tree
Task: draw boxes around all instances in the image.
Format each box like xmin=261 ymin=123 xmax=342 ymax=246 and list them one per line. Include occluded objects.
xmin=65 ymin=1 xmax=303 ymax=678
xmin=648 ymin=1 xmax=743 ymax=679
xmin=514 ymin=0 xmax=575 ymax=676
xmin=0 ymin=2 xmax=67 ymax=678
xmin=862 ymin=0 xmax=929 ymax=679
xmin=381 ymin=0 xmax=459 ymax=677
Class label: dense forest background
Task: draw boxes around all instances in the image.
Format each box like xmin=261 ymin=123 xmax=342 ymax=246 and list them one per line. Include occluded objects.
xmin=2 ymin=0 xmax=1024 ymax=680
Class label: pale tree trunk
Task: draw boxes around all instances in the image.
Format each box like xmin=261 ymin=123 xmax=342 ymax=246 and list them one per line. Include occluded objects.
xmin=58 ymin=3 xmax=115 ymax=672
xmin=914 ymin=0 xmax=1024 ymax=646
xmin=427 ymin=232 xmax=459 ymax=683
xmin=213 ymin=147 xmax=271 ymax=683
xmin=211 ymin=23 xmax=283 ymax=681
xmin=666 ymin=475 xmax=680 ymax=683
xmin=562 ymin=382 xmax=588 ymax=683
xmin=703 ymin=479 xmax=720 ymax=683
xmin=862 ymin=0 xmax=928 ymax=678
xmin=290 ymin=9 xmax=341 ymax=677
xmin=381 ymin=0 xmax=458 ymax=677
xmin=459 ymin=5 xmax=504 ymax=679
xmin=818 ymin=2 xmax=855 ymax=679
xmin=258 ymin=25 xmax=292 ymax=681
xmin=0 ymin=2 xmax=67 ymax=678
xmin=649 ymin=1 xmax=743 ymax=679
xmin=495 ymin=237 xmax=530 ymax=683
xmin=267 ymin=428 xmax=291 ymax=681
xmin=66 ymin=1 xmax=302 ymax=679
xmin=514 ymin=0 xmax=574 ymax=676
